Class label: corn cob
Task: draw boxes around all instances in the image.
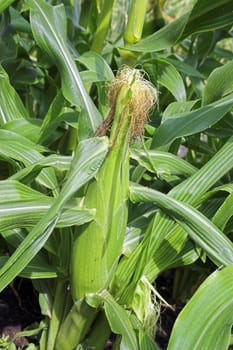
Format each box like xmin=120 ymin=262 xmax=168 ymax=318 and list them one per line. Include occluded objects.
xmin=71 ymin=67 xmax=157 ymax=301
xmin=56 ymin=67 xmax=157 ymax=349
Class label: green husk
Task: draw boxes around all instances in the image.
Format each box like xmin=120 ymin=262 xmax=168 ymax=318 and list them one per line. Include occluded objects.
xmin=56 ymin=67 xmax=157 ymax=349
xmin=71 ymin=67 xmax=157 ymax=300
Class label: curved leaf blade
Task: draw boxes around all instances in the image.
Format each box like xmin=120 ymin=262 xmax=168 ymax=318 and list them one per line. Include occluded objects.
xmin=76 ymin=51 xmax=114 ymax=81
xmin=0 ymin=65 xmax=29 ymax=124
xmin=0 ymin=0 xmax=15 ymax=13
xmin=130 ymin=183 xmax=233 ymax=266
xmin=0 ymin=129 xmax=59 ymax=190
xmin=0 ymin=137 xmax=108 ymax=292
xmin=130 ymin=148 xmax=196 ymax=178
xmin=129 ymin=11 xmax=191 ymax=52
xmin=182 ymin=0 xmax=233 ymax=38
xmin=152 ymin=93 xmax=233 ymax=148
xmin=0 ymin=256 xmax=57 ymax=279
xmin=203 ymin=61 xmax=233 ymax=105
xmin=168 ymin=266 xmax=233 ymax=350
xmin=128 ymin=0 xmax=233 ymax=53
xmin=156 ymin=59 xmax=186 ymax=102
xmin=27 ymin=0 xmax=102 ymax=133
xmin=100 ymin=290 xmax=139 ymax=350
xmin=0 ymin=201 xmax=95 ymax=231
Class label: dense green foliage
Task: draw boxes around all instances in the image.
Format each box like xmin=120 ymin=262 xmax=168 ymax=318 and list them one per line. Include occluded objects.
xmin=0 ymin=0 xmax=233 ymax=349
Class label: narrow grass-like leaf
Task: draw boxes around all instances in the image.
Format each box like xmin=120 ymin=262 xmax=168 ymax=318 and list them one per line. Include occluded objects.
xmin=38 ymin=90 xmax=65 ymax=144
xmin=152 ymin=93 xmax=233 ymax=148
xmin=203 ymin=61 xmax=233 ymax=105
xmin=99 ymin=290 xmax=139 ymax=350
xmin=0 ymin=0 xmax=15 ymax=13
xmin=91 ymin=0 xmax=115 ymax=52
xmin=76 ymin=51 xmax=114 ymax=81
xmin=130 ymin=183 xmax=233 ymax=266
xmin=129 ymin=1 xmax=233 ymax=53
xmin=144 ymin=234 xmax=199 ymax=280
xmin=165 ymin=58 xmax=204 ymax=79
xmin=181 ymin=0 xmax=233 ymax=39
xmin=0 ymin=257 xmax=57 ymax=279
xmin=168 ymin=266 xmax=233 ymax=350
xmin=0 ymin=65 xmax=29 ymax=123
xmin=0 ymin=129 xmax=58 ymax=191
xmin=10 ymin=154 xmax=72 ymax=183
xmin=130 ymin=148 xmax=196 ymax=178
xmin=212 ymin=191 xmax=233 ymax=231
xmin=129 ymin=11 xmax=191 ymax=52
xmin=162 ymin=100 xmax=199 ymax=121
xmin=0 ymin=137 xmax=108 ymax=292
xmin=9 ymin=7 xmax=31 ymax=33
xmin=154 ymin=59 xmax=186 ymax=101
xmin=0 ymin=129 xmax=45 ymax=160
xmin=139 ymin=331 xmax=161 ymax=350
xmin=169 ymin=136 xmax=233 ymax=203
xmin=113 ymin=137 xmax=233 ymax=299
xmin=0 ymin=201 xmax=95 ymax=231
xmin=0 ymin=180 xmax=46 ymax=202
xmin=27 ymin=0 xmax=102 ymax=133
xmin=3 ymin=119 xmax=42 ymax=143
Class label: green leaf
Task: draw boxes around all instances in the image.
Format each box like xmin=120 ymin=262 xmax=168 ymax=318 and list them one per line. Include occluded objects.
xmin=130 ymin=183 xmax=233 ymax=266
xmin=2 ymin=119 xmax=42 ymax=143
xmin=212 ymin=191 xmax=233 ymax=231
xmin=100 ymin=290 xmax=139 ymax=350
xmin=152 ymin=93 xmax=233 ymax=148
xmin=0 ymin=179 xmax=46 ymax=202
xmin=9 ymin=7 xmax=31 ymax=33
xmin=0 ymin=12 xmax=17 ymax=62
xmin=27 ymin=0 xmax=102 ymax=134
xmin=166 ymin=58 xmax=204 ymax=79
xmin=0 ymin=201 xmax=95 ymax=231
xmin=128 ymin=11 xmax=191 ymax=52
xmin=0 ymin=65 xmax=29 ymax=124
xmin=181 ymin=0 xmax=233 ymax=39
xmin=162 ymin=100 xmax=199 ymax=121
xmin=76 ymin=51 xmax=114 ymax=81
xmin=145 ymin=136 xmax=233 ymax=275
xmin=203 ymin=61 xmax=233 ymax=105
xmin=145 ymin=59 xmax=186 ymax=101
xmin=0 ymin=256 xmax=57 ymax=279
xmin=113 ymin=137 xmax=233 ymax=299
xmin=80 ymin=70 xmax=110 ymax=84
xmin=0 ymin=0 xmax=15 ymax=13
xmin=0 ymin=129 xmax=58 ymax=191
xmin=130 ymin=148 xmax=196 ymax=179
xmin=167 ymin=266 xmax=233 ymax=350
xmin=38 ymin=90 xmax=65 ymax=144
xmin=10 ymin=154 xmax=72 ymax=183
xmin=139 ymin=330 xmax=161 ymax=350
xmin=0 ymin=137 xmax=108 ymax=292
xmin=144 ymin=233 xmax=199 ymax=280
xmin=156 ymin=59 xmax=186 ymax=101
xmin=128 ymin=0 xmax=233 ymax=53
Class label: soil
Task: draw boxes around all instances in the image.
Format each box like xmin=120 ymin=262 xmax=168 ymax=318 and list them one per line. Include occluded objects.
xmin=0 ymin=278 xmax=42 ymax=348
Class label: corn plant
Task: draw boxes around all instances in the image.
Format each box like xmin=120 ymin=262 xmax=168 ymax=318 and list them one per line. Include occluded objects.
xmin=0 ymin=0 xmax=233 ymax=349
